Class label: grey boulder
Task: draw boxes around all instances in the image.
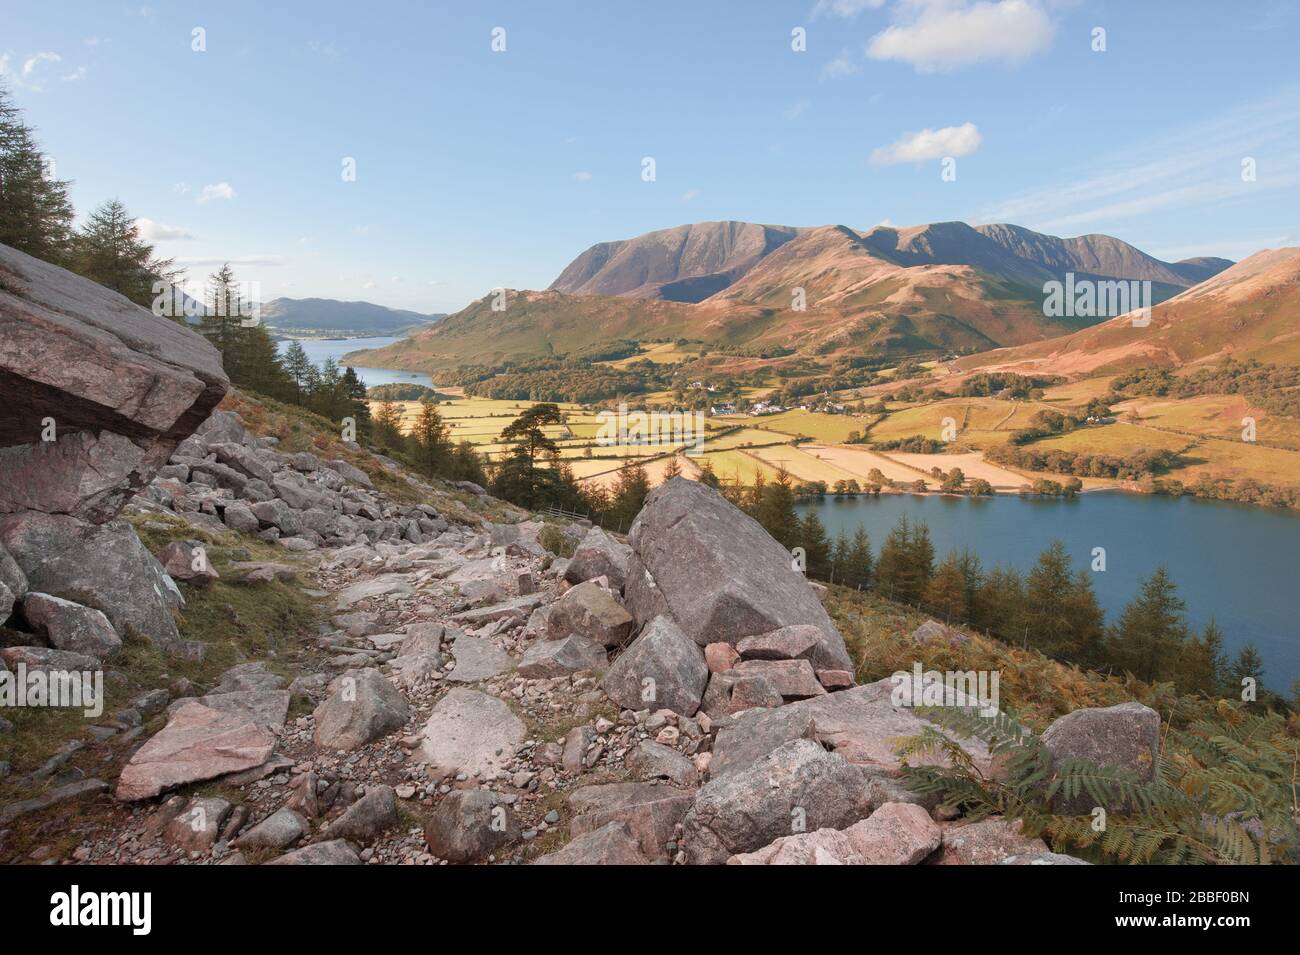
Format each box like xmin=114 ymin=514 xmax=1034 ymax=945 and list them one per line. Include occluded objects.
xmin=599 ymin=615 xmax=708 ymax=716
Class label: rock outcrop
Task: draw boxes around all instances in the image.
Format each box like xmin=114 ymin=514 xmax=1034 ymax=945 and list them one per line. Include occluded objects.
xmin=0 ymin=241 xmax=228 ymax=523
xmin=623 ymin=478 xmax=853 ymax=671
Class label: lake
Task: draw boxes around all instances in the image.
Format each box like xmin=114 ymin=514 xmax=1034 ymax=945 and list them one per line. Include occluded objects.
xmin=800 ymin=491 xmax=1300 ymax=690
xmin=276 ymin=337 xmax=433 ymax=390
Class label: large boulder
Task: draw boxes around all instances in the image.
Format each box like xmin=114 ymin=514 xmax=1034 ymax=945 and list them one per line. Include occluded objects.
xmin=322 ymin=785 xmax=400 ymax=844
xmin=1040 ymin=701 xmax=1160 ymax=814
xmin=545 ymin=581 xmax=633 ymax=648
xmin=517 ymin=634 xmax=607 ymax=678
xmin=564 ymin=526 xmax=632 ymax=589
xmin=0 ymin=241 xmax=227 ymax=523
xmin=424 ymin=789 xmax=519 ymax=862
xmin=775 ymin=677 xmax=998 ymax=776
xmin=533 ymin=821 xmax=650 ymax=865
xmin=312 ymin=669 xmax=410 ymax=751
xmin=681 ymin=738 xmax=873 ymax=865
xmin=116 ymin=700 xmax=276 ymax=801
xmin=623 ymin=478 xmax=852 ymax=671
xmin=568 ymin=782 xmax=694 ymax=860
xmin=599 ymin=615 xmax=708 ymax=716
xmin=416 ymin=688 xmax=525 ymax=778
xmin=19 ymin=592 xmax=122 ymax=659
xmin=0 ymin=513 xmax=182 ymax=647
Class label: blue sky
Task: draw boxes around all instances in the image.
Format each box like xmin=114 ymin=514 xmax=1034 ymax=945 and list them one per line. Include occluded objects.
xmin=3 ymin=0 xmax=1298 ymax=313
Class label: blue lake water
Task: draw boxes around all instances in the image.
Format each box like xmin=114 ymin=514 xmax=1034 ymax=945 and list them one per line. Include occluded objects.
xmin=799 ymin=491 xmax=1300 ymax=691
xmin=276 ymin=337 xmax=433 ymax=389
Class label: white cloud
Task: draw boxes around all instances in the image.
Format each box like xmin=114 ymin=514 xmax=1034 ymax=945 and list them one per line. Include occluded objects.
xmin=62 ymin=66 xmax=87 ymax=82
xmin=820 ymin=49 xmax=861 ymax=80
xmin=783 ymin=99 xmax=810 ymax=121
xmin=1 ymin=51 xmax=63 ymax=91
xmin=871 ymin=122 xmax=982 ymax=164
xmin=681 ymin=189 xmax=701 ymax=203
xmin=135 ymin=218 xmax=196 ymax=241
xmin=813 ymin=0 xmax=886 ymax=17
xmin=362 ymin=280 xmax=376 ymax=289
xmin=197 ymin=182 xmax=236 ymax=203
xmin=867 ymin=0 xmax=1056 ymax=73
xmin=572 ymin=170 xmax=592 ymax=181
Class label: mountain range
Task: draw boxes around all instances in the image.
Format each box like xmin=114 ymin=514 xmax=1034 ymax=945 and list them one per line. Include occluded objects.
xmin=259 ymin=297 xmax=443 ymax=338
xmin=348 ymin=219 xmax=1242 ymax=372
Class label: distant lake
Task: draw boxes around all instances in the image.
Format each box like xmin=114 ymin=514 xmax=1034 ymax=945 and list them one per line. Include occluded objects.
xmin=276 ymin=337 xmax=433 ymax=389
xmin=800 ymin=491 xmax=1300 ymax=690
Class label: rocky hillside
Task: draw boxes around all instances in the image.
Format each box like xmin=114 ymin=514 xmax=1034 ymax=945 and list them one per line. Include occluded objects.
xmin=0 ymin=243 xmax=1197 ymax=865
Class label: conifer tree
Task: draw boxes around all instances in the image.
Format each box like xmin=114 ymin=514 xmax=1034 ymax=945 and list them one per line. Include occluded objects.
xmin=1108 ymin=566 xmax=1189 ymax=682
xmin=73 ymin=198 xmax=175 ymax=307
xmin=847 ymin=526 xmax=873 ymax=589
xmin=282 ymin=341 xmax=313 ymax=402
xmin=0 ymin=84 xmax=74 ymax=263
xmin=924 ymin=553 xmax=969 ymax=622
xmin=795 ymin=508 xmax=831 ymax=579
xmin=1226 ymin=643 xmax=1265 ymax=699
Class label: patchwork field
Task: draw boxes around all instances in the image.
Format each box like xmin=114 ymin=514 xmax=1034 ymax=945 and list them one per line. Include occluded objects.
xmin=803 ymin=444 xmax=933 ymax=486
xmin=1114 ymin=395 xmax=1300 ymax=450
xmin=723 ymin=409 xmax=870 ymax=443
xmin=747 ymin=445 xmax=862 ymax=484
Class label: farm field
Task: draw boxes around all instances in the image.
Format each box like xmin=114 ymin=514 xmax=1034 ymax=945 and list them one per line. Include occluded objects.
xmin=747 ymin=445 xmax=862 ymax=484
xmin=803 ymin=444 xmax=933 ymax=486
xmin=1032 ymin=422 xmax=1193 ymax=456
xmin=1113 ymin=395 xmax=1300 ymax=450
xmin=600 ymin=341 xmax=698 ymax=367
xmin=1174 ymin=437 xmax=1300 ymax=488
xmin=699 ymin=427 xmax=794 ymax=450
xmin=696 ymin=449 xmax=781 ymax=485
xmin=726 ymin=409 xmax=870 ymax=443
xmin=866 ymin=398 xmax=1031 ymax=449
xmin=1039 ymin=376 xmax=1117 ymax=406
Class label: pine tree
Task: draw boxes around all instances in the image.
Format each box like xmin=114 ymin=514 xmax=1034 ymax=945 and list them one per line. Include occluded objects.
xmin=1178 ymin=617 xmax=1229 ymax=696
xmin=795 ymin=509 xmax=831 ymax=580
xmin=199 ymin=264 xmax=243 ymax=370
xmin=608 ymin=465 xmax=650 ymax=532
xmin=876 ymin=515 xmax=914 ymax=601
xmin=0 ymin=83 xmax=75 ymax=263
xmin=1108 ymin=566 xmax=1189 ymax=683
xmin=281 ymin=341 xmax=313 ymax=402
xmin=831 ymin=530 xmax=850 ymax=584
xmin=752 ymin=471 xmax=800 ymax=551
xmin=342 ymin=367 xmax=370 ymax=440
xmin=661 ymin=456 xmax=682 ymax=480
xmin=924 ymin=553 xmax=969 ymax=622
xmin=73 ymin=198 xmax=175 ymax=307
xmin=971 ymin=565 xmax=1025 ymax=639
xmin=1020 ymin=541 xmax=1102 ymax=660
xmin=410 ymin=400 xmax=450 ymax=477
xmin=1226 ymin=644 xmax=1265 ymax=699
xmin=847 ymin=526 xmax=873 ymax=589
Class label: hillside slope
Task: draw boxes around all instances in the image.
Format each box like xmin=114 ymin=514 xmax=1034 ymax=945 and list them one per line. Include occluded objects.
xmin=955 ymin=247 xmax=1300 ymax=377
xmin=260 ymin=297 xmax=443 ymax=337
